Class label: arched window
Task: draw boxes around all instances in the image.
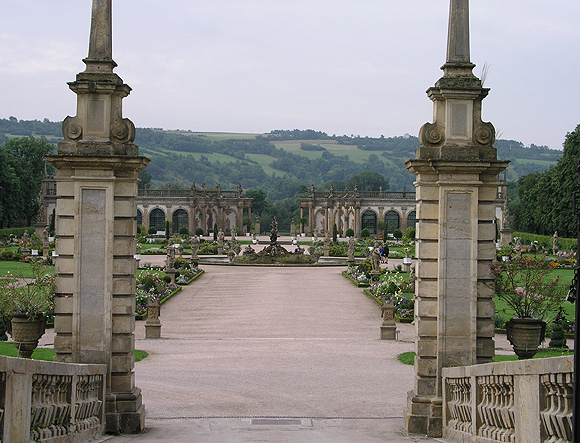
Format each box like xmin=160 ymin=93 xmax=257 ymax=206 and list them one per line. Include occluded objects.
xmin=149 ymin=208 xmax=165 ymax=231
xmin=361 ymin=210 xmax=377 ymax=234
xmin=385 ymin=210 xmax=400 ymax=233
xmin=172 ymin=209 xmax=189 ymax=234
xmin=407 ymin=211 xmax=417 ymax=231
xmin=136 ymin=209 xmax=142 ymax=227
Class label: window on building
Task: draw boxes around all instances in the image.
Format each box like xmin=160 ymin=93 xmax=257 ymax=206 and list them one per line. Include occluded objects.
xmin=172 ymin=209 xmax=189 ymax=234
xmin=361 ymin=210 xmax=377 ymax=234
xmin=136 ymin=209 xmax=142 ymax=227
xmin=385 ymin=210 xmax=400 ymax=233
xmin=407 ymin=211 xmax=417 ymax=231
xmin=149 ymin=208 xmax=165 ymax=231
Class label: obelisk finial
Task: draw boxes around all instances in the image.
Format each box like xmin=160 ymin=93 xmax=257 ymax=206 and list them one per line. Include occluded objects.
xmin=84 ymin=0 xmax=117 ymax=72
xmin=446 ymin=0 xmax=470 ymax=65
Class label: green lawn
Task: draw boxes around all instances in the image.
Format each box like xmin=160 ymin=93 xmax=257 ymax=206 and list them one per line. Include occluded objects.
xmin=397 ymin=349 xmax=573 ymax=366
xmin=0 ymin=259 xmax=164 ymax=278
xmin=172 ymin=131 xmax=259 ymax=141
xmin=0 ymin=261 xmax=55 ymax=278
xmin=0 ymin=342 xmax=148 ymax=362
xmin=0 ymin=342 xmax=55 ymax=361
xmin=494 ymin=296 xmax=576 ymax=324
xmin=493 ymin=267 xmax=575 ymax=323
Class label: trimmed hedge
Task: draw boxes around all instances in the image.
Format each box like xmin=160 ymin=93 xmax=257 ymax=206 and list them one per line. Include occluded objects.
xmin=514 ymin=231 xmax=576 ymax=250
xmin=0 ymin=227 xmax=34 ymax=240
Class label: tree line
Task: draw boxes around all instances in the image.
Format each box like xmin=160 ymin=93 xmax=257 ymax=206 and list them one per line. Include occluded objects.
xmin=510 ymin=124 xmax=580 ymax=238
xmin=0 ymin=137 xmax=54 ymax=228
xmin=0 ymin=117 xmax=572 ymax=234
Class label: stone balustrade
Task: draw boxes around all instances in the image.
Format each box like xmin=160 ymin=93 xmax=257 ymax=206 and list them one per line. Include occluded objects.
xmin=0 ymin=355 xmax=106 ymax=442
xmin=310 ymin=190 xmax=416 ymax=200
xmin=138 ymin=188 xmax=243 ymax=198
xmin=442 ymin=356 xmax=573 ymax=443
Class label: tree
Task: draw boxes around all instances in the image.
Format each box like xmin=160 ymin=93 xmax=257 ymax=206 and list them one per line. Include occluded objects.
xmin=512 ymin=125 xmax=580 ymax=237
xmin=346 ymin=171 xmax=389 ymax=191
xmin=138 ymin=169 xmax=152 ymax=189
xmin=245 ymin=189 xmax=269 ymax=216
xmin=0 ymin=137 xmax=54 ymax=227
xmin=0 ymin=148 xmax=21 ymax=227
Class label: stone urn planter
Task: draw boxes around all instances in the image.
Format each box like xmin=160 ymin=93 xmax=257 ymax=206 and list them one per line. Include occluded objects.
xmin=505 ymin=317 xmax=546 ymax=359
xmin=10 ymin=314 xmax=46 ymax=358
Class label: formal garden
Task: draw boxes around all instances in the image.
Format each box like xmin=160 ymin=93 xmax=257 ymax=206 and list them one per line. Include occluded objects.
xmin=0 ymin=225 xmax=576 ymax=361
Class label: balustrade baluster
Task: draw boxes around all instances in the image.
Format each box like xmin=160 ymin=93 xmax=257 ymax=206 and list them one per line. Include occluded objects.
xmin=541 ymin=374 xmax=558 ymax=439
xmin=541 ymin=373 xmax=573 ymax=442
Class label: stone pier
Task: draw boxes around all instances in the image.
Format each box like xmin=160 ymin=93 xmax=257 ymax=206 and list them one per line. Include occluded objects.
xmin=46 ymin=0 xmax=148 ymax=434
xmin=403 ymin=0 xmax=508 ymax=437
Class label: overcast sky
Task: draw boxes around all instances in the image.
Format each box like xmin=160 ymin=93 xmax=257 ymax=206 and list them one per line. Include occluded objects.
xmin=1 ymin=1 xmax=578 ymax=150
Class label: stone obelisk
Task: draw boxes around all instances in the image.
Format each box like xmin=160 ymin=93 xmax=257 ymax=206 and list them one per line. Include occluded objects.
xmin=403 ymin=0 xmax=508 ymax=437
xmin=46 ymin=0 xmax=149 ymax=434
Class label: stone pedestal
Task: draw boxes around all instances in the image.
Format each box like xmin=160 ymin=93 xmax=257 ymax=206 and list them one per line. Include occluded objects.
xmin=500 ymin=228 xmax=513 ymax=246
xmin=145 ymin=301 xmax=161 ymax=339
xmin=380 ymin=303 xmax=397 ymax=340
xmin=403 ymin=257 xmax=412 ymax=273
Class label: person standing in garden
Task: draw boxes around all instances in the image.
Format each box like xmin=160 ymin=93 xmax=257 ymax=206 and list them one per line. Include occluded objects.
xmin=381 ymin=243 xmax=389 ymax=264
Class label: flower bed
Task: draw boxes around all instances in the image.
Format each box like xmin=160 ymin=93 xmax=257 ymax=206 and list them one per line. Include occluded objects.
xmin=366 ymin=273 xmax=415 ymax=322
xmin=176 ymin=269 xmax=204 ymax=285
xmin=343 ymin=267 xmax=370 ymax=287
xmin=135 ymin=260 xmax=204 ymax=318
xmin=135 ymin=271 xmax=179 ymax=318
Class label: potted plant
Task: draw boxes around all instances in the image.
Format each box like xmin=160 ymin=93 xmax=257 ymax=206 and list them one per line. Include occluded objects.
xmin=0 ymin=262 xmax=55 ymax=358
xmin=490 ymin=255 xmax=564 ymax=359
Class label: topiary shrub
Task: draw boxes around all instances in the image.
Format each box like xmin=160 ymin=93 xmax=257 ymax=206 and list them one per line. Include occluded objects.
xmin=174 ymin=258 xmax=190 ymax=270
xmin=179 ymin=227 xmax=189 ymax=235
xmin=329 ymin=242 xmax=347 ymax=257
xmin=0 ymin=249 xmax=16 ymax=261
xmin=345 ymin=228 xmax=354 ymax=237
xmin=195 ymin=228 xmax=204 ymax=236
xmin=163 ymin=275 xmax=172 ymax=284
xmin=405 ymin=227 xmax=416 ymax=240
xmin=142 ymin=276 xmax=156 ymax=292
xmin=332 ymin=224 xmax=338 ymax=242
xmin=393 ymin=228 xmax=403 ymax=239
xmin=360 ymin=228 xmax=370 ymax=238
xmin=148 ymin=226 xmax=157 ymax=235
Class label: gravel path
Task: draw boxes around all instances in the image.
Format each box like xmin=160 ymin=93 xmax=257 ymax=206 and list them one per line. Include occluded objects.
xmin=103 ymin=264 xmax=440 ymax=442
